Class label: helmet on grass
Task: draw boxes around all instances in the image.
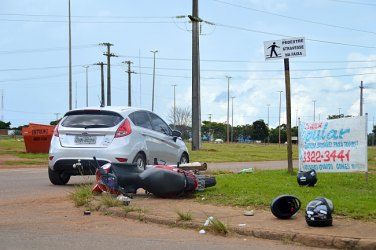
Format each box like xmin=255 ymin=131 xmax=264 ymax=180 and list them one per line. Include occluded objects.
xmin=297 ymin=169 xmax=317 ymax=187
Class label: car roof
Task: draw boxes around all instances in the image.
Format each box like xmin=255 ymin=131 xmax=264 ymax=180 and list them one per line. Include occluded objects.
xmin=64 ymin=106 xmax=150 ymax=117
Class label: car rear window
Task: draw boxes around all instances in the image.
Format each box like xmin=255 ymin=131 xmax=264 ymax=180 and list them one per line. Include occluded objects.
xmin=61 ymin=110 xmax=124 ymax=128
xmin=128 ymin=111 xmax=152 ymax=129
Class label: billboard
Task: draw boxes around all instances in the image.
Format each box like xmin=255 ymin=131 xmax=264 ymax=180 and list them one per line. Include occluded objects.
xmin=299 ymin=116 xmax=367 ymax=172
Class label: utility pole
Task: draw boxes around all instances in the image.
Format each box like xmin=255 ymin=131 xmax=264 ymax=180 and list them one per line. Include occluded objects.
xmin=373 ymin=116 xmax=375 ymax=146
xmin=1 ymin=90 xmax=3 ymax=121
xmin=54 ymin=113 xmax=60 ymax=121
xmin=225 ymin=76 xmax=231 ymax=144
xmin=100 ymin=43 xmax=117 ymax=106
xmin=267 ymin=104 xmax=270 ymax=144
xmin=231 ymin=96 xmax=235 ymax=143
xmin=338 ymin=108 xmax=341 ymax=116
xmin=172 ymin=84 xmax=177 ymax=129
xmin=83 ymin=65 xmax=89 ymax=107
xmin=75 ymin=81 xmax=77 ymax=109
xmin=360 ymin=80 xmax=364 ymax=116
xmin=123 ymin=61 xmax=135 ymax=107
xmin=68 ymin=0 xmax=72 ymax=110
xmin=150 ymin=50 xmax=158 ymax=112
xmin=189 ymin=0 xmax=202 ymax=150
xmin=208 ymin=113 xmax=212 ymax=142
xmin=313 ymin=100 xmax=316 ymax=121
xmin=95 ymin=62 xmax=106 ymax=106
xmin=278 ymin=90 xmax=283 ymax=146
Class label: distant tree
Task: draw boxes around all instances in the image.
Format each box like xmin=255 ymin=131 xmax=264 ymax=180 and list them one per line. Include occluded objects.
xmin=50 ymin=119 xmax=61 ymax=126
xmin=291 ymin=126 xmax=299 ymax=137
xmin=269 ymin=124 xmax=287 ymax=143
xmin=168 ymin=106 xmax=191 ymax=140
xmin=250 ymin=119 xmax=269 ymax=141
xmin=0 ymin=121 xmax=11 ymax=129
xmin=202 ymin=121 xmax=226 ymax=140
xmin=168 ymin=106 xmax=191 ymax=129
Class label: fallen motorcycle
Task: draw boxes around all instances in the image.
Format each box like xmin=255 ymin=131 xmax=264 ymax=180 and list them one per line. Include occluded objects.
xmin=92 ymin=157 xmax=216 ymax=198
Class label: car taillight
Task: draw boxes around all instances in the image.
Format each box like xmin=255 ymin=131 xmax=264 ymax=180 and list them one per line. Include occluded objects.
xmin=53 ymin=126 xmax=59 ymax=137
xmin=115 ymin=119 xmax=132 ymax=138
xmin=115 ymin=157 xmax=128 ymax=163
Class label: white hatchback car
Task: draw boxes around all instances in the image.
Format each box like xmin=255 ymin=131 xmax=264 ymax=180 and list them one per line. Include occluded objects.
xmin=48 ymin=106 xmax=189 ymax=185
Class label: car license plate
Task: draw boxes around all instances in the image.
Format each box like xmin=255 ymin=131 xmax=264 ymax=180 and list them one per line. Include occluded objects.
xmin=74 ymin=135 xmax=96 ymax=144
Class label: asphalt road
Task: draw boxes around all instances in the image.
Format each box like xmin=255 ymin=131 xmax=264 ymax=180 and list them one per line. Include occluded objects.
xmin=0 ymin=166 xmax=319 ymax=250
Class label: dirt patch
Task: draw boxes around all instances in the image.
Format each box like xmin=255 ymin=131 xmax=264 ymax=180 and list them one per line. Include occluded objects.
xmin=0 ymin=154 xmax=46 ymax=169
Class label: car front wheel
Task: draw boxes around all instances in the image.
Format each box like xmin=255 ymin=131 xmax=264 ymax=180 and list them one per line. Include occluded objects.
xmin=48 ymin=167 xmax=70 ymax=185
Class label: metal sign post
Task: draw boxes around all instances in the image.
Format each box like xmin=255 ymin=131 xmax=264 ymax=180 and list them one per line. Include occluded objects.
xmin=264 ymin=37 xmax=306 ymax=175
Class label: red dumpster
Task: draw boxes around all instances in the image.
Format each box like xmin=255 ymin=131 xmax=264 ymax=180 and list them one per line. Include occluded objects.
xmin=22 ymin=123 xmax=55 ymax=153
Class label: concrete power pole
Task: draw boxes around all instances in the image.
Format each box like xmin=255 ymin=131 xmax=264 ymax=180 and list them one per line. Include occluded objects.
xmin=225 ymin=76 xmax=231 ymax=144
xmin=1 ymin=90 xmax=3 ymax=121
xmin=123 ymin=61 xmax=135 ymax=107
xmin=100 ymin=43 xmax=117 ymax=106
xmin=95 ymin=62 xmax=106 ymax=106
xmin=360 ymin=80 xmax=364 ymax=116
xmin=68 ymin=0 xmax=72 ymax=110
xmin=83 ymin=65 xmax=89 ymax=107
xmin=189 ymin=0 xmax=202 ymax=150
xmin=231 ymin=96 xmax=235 ymax=143
xmin=172 ymin=84 xmax=177 ymax=129
xmin=150 ymin=50 xmax=158 ymax=112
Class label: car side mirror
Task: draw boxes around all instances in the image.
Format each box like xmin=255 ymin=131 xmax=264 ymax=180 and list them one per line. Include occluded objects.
xmin=172 ymin=130 xmax=182 ymax=142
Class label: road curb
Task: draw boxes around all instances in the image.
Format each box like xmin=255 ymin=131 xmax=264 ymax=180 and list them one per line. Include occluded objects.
xmin=105 ymin=207 xmax=376 ymax=249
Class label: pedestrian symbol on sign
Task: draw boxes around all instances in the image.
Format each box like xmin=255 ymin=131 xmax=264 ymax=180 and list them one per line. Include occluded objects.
xmin=267 ymin=42 xmax=281 ymax=58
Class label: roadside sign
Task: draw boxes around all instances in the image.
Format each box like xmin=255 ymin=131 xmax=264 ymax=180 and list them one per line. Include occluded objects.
xmin=264 ymin=37 xmax=306 ymax=60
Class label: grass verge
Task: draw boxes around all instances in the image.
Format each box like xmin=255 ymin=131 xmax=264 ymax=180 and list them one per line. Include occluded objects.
xmin=197 ymin=169 xmax=376 ymax=220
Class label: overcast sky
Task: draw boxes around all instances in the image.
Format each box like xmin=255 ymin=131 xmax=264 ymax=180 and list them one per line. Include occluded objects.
xmin=1 ymin=0 xmax=376 ymax=132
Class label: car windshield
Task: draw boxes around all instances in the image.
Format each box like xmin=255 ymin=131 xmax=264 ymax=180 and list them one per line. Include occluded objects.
xmin=61 ymin=112 xmax=123 ymax=128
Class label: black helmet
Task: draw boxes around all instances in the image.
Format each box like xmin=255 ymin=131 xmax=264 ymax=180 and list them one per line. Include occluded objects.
xmin=270 ymin=195 xmax=301 ymax=219
xmin=305 ymin=197 xmax=334 ymax=227
xmin=297 ymin=169 xmax=317 ymax=187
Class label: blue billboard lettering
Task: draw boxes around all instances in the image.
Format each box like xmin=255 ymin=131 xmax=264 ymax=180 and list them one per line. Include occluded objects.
xmin=336 ymin=163 xmax=350 ymax=170
xmin=302 ymin=122 xmax=351 ymax=143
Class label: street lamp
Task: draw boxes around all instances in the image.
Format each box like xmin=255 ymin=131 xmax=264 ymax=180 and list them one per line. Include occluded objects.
xmin=68 ymin=0 xmax=72 ymax=110
xmin=172 ymin=84 xmax=176 ymax=129
xmin=83 ymin=65 xmax=89 ymax=107
xmin=225 ymin=76 xmax=232 ymax=144
xmin=313 ymin=100 xmax=316 ymax=121
xmin=150 ymin=50 xmax=158 ymax=112
xmin=267 ymin=104 xmax=270 ymax=144
xmin=231 ymin=96 xmax=235 ymax=143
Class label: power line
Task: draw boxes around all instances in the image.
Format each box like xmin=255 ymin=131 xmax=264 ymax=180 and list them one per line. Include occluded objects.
xmin=0 ymin=18 xmax=186 ymax=24
xmin=211 ymin=0 xmax=376 ymax=35
xmin=0 ymin=44 xmax=98 ymax=54
xmin=327 ymin=0 xmax=376 ymax=7
xmin=215 ymin=22 xmax=376 ymax=49
xmin=0 ymin=13 xmax=177 ymax=19
xmin=112 ymin=63 xmax=376 ymax=73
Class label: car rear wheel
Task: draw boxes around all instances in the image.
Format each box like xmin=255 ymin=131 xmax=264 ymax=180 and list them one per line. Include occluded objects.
xmin=132 ymin=152 xmax=146 ymax=170
xmin=48 ymin=167 xmax=70 ymax=185
xmin=180 ymin=153 xmax=189 ymax=164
